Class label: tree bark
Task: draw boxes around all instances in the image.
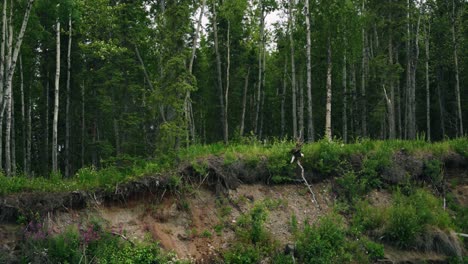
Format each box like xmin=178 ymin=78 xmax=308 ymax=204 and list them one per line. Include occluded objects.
xmin=288 ymin=0 xmax=297 ymax=139
xmin=185 ymin=0 xmax=205 ymax=143
xmin=255 ymin=4 xmax=264 ymax=135
xmin=281 ymin=57 xmax=287 ymax=138
xmin=436 ymin=67 xmax=445 ymax=137
xmin=388 ymin=33 xmax=396 ymax=139
xmin=4 ymin=0 xmax=13 ymax=176
xmin=81 ymin=80 xmax=85 ymax=168
xmin=240 ymin=67 xmax=250 ymax=137
xmin=65 ymin=13 xmax=72 ymax=177
xmin=325 ymin=36 xmax=332 ymax=141
xmin=224 ymin=21 xmax=230 ymax=143
xmin=3 ymin=0 xmax=34 ymax=176
xmin=342 ymin=52 xmax=348 ymax=143
xmin=11 ymin=90 xmax=15 ymax=175
xmin=424 ymin=19 xmax=430 ymax=141
xmin=451 ymin=0 xmax=463 ymax=136
xmin=361 ymin=1 xmax=367 ymax=138
xmin=52 ymin=16 xmax=60 ymax=174
xmin=298 ymin=72 xmax=304 ymax=140
xmin=0 ymin=0 xmax=6 ymax=171
xmin=350 ymin=62 xmax=356 ymax=138
xmin=212 ymin=2 xmax=226 ymax=144
xmin=20 ymin=56 xmax=26 ymax=174
xmin=27 ymin=83 xmax=31 ymax=175
xmin=305 ymin=0 xmax=314 ymax=142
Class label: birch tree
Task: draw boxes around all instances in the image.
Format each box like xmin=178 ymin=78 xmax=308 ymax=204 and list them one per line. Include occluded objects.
xmin=52 ymin=10 xmax=60 ymax=173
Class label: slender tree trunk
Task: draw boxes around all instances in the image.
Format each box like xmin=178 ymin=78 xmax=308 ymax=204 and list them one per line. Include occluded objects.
xmin=224 ymin=21 xmax=230 ymax=143
xmin=350 ymin=63 xmax=356 ymax=138
xmin=81 ymin=80 xmax=85 ymax=168
xmin=361 ymin=1 xmax=367 ymax=138
xmin=343 ymin=52 xmax=348 ymax=143
xmin=4 ymin=0 xmax=13 ymax=176
xmin=0 ymin=0 xmax=6 ymax=171
xmin=44 ymin=75 xmax=49 ymax=174
xmin=65 ymin=13 xmax=72 ymax=177
xmin=424 ymin=20 xmax=430 ymax=141
xmin=212 ymin=2 xmax=226 ymax=144
xmin=52 ymin=17 xmax=60 ymax=174
xmin=2 ymin=0 xmax=34 ymax=176
xmin=288 ymin=0 xmax=297 ymax=139
xmin=20 ymin=57 xmax=26 ymax=174
xmin=395 ymin=47 xmax=402 ymax=139
xmin=437 ymin=67 xmax=445 ymax=137
xmin=388 ymin=34 xmax=396 ymax=139
xmin=27 ymin=83 xmax=31 ymax=175
xmin=298 ymin=72 xmax=304 ymax=139
xmin=185 ymin=0 xmax=205 ymax=143
xmin=281 ymin=57 xmax=287 ymax=138
xmin=305 ymin=0 xmax=314 ymax=142
xmin=240 ymin=67 xmax=250 ymax=137
xmin=11 ymin=92 xmax=15 ymax=175
xmin=451 ymin=0 xmax=463 ymax=136
xmin=325 ymin=36 xmax=332 ymax=141
xmin=408 ymin=5 xmax=422 ymax=139
xmin=255 ymin=5 xmax=264 ymax=135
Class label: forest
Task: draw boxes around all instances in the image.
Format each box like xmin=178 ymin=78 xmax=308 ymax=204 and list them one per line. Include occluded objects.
xmin=0 ymin=1 xmax=468 ymax=263
xmin=0 ymin=0 xmax=466 ymax=178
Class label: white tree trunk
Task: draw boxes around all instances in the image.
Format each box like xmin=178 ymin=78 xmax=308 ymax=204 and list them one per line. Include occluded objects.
xmin=185 ymin=0 xmax=205 ymax=143
xmin=305 ymin=0 xmax=314 ymax=142
xmin=52 ymin=17 xmax=60 ymax=173
xmin=325 ymin=36 xmax=332 ymax=141
xmin=3 ymin=0 xmax=35 ymax=176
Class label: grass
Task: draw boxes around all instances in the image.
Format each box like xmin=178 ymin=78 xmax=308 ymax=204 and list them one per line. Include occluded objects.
xmin=0 ymin=137 xmax=466 ymax=196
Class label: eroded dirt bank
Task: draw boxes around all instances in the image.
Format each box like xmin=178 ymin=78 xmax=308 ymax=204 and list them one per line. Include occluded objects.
xmin=0 ymin=152 xmax=467 ymax=263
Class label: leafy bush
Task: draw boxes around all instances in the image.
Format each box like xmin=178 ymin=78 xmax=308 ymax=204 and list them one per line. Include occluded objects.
xmin=295 ymin=214 xmax=347 ymax=263
xmin=424 ymin=159 xmax=443 ymax=187
xmin=384 ymin=189 xmax=452 ymax=248
xmin=336 ymin=171 xmax=367 ymax=203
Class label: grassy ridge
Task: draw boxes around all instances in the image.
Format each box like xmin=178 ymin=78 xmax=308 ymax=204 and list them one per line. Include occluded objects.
xmin=0 ymin=137 xmax=467 ymax=196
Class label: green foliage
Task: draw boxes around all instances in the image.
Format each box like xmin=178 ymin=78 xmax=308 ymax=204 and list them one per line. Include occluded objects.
xmin=21 ymin=222 xmax=182 ymax=264
xmin=355 ymin=189 xmax=453 ymax=249
xmin=423 ymin=159 xmax=444 ymax=187
xmin=335 ymin=171 xmax=367 ymax=203
xmin=295 ymin=214 xmax=347 ymax=263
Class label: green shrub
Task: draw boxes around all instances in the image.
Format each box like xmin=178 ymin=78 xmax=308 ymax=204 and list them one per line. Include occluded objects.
xmin=336 ymin=171 xmax=367 ymax=203
xmin=223 ymin=243 xmax=261 ymax=264
xmin=295 ymin=214 xmax=347 ymax=263
xmin=352 ymin=200 xmax=386 ymax=232
xmin=424 ymin=159 xmax=443 ymax=187
xmin=384 ymin=189 xmax=452 ymax=248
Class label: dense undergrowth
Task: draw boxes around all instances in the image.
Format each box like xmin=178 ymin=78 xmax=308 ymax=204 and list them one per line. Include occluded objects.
xmin=1 ymin=137 xmax=466 ymax=196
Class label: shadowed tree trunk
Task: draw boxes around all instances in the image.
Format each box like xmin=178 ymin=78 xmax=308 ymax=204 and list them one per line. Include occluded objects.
xmin=450 ymin=0 xmax=463 ymax=136
xmin=343 ymin=52 xmax=347 ymax=143
xmin=212 ymin=2 xmax=226 ymax=144
xmin=289 ymin=0 xmax=297 ymax=139
xmin=424 ymin=19 xmax=430 ymax=141
xmin=65 ymin=13 xmax=72 ymax=177
xmin=240 ymin=67 xmax=250 ymax=137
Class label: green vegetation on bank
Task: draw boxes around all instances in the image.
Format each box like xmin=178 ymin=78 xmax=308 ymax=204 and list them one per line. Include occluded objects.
xmin=1 ymin=137 xmax=466 ymax=196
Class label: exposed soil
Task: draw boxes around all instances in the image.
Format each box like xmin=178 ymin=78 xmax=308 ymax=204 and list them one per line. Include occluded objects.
xmin=0 ymin=154 xmax=466 ymax=263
